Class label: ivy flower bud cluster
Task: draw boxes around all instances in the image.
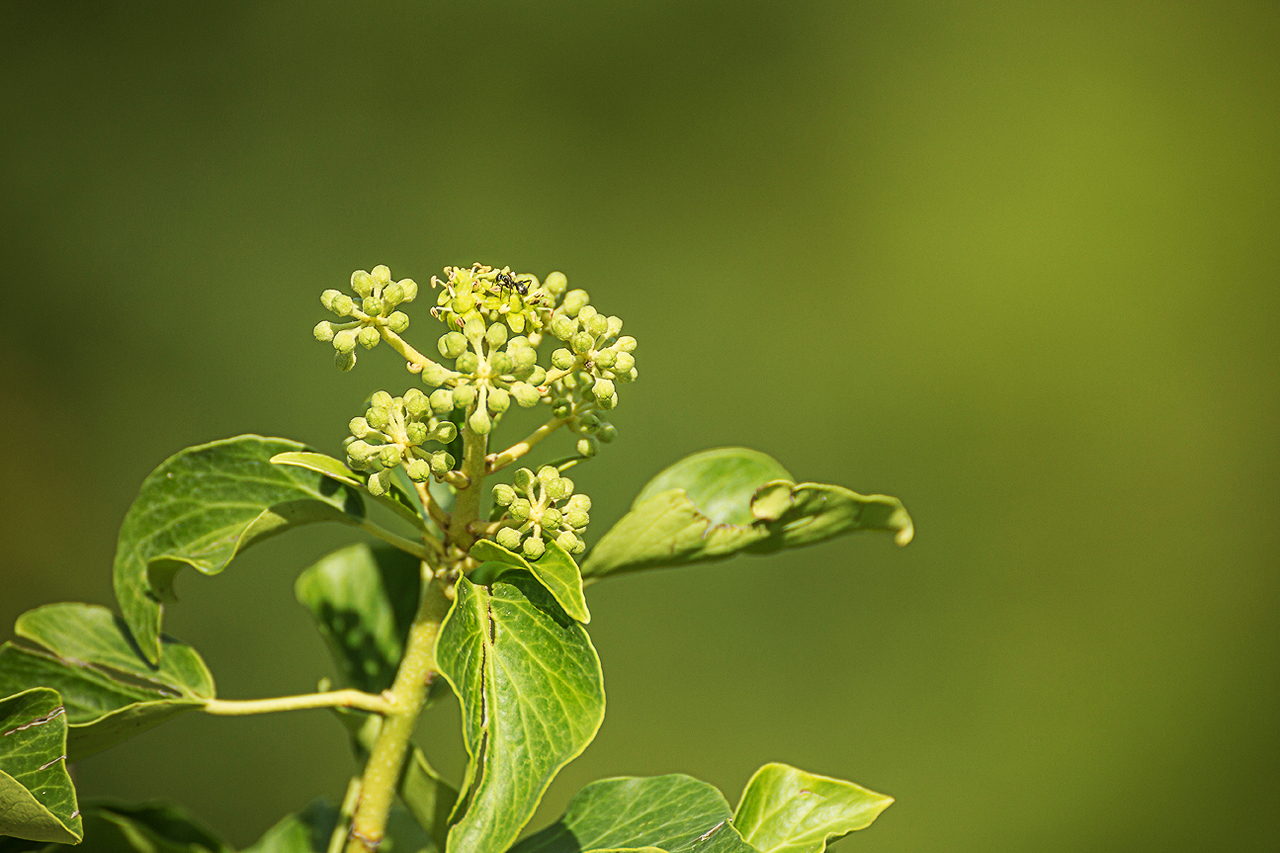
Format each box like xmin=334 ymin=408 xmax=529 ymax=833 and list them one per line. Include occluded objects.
xmin=546 ymin=295 xmax=637 ymax=413
xmin=491 ymin=466 xmax=591 ymax=559
xmin=345 ymin=390 xmax=456 ymax=496
xmin=314 ymin=265 xmax=419 ymax=372
xmin=429 ymin=317 xmax=549 ymax=437
xmin=430 ymin=263 xmax=565 ymax=338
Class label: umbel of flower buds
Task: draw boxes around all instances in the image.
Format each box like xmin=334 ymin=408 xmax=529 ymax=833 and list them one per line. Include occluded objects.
xmin=492 ymin=466 xmax=591 ymax=559
xmin=345 ymin=389 xmax=456 ymax=495
xmin=315 ymin=265 xmax=418 ymax=372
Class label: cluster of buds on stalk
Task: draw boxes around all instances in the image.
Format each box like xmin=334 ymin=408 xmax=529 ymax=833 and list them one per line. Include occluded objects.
xmin=492 ymin=467 xmax=591 ymax=559
xmin=315 ymin=262 xmax=637 ymax=570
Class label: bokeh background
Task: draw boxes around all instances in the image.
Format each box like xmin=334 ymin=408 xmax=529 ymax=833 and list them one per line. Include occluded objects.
xmin=2 ymin=2 xmax=1277 ymax=851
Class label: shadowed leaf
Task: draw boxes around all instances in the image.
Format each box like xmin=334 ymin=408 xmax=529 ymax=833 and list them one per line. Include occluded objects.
xmin=0 ymin=688 xmax=81 ymax=844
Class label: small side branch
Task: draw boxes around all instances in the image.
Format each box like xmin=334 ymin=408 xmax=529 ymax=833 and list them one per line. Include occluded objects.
xmin=204 ymin=690 xmax=393 ymax=717
xmin=358 ymin=518 xmax=435 ymax=561
xmin=486 ymin=417 xmax=567 ymax=473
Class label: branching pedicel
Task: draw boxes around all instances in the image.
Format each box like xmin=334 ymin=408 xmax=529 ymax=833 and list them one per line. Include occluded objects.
xmin=0 ymin=262 xmax=913 ymax=853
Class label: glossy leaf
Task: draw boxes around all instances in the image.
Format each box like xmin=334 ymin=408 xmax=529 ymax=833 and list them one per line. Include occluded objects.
xmin=295 ymin=543 xmax=421 ymax=693
xmin=582 ymin=448 xmax=912 ymax=579
xmin=0 ymin=604 xmax=214 ymax=759
xmin=272 ymin=451 xmax=426 ymax=529
xmin=0 ymin=688 xmax=81 ymax=844
xmin=113 ymin=435 xmax=366 ymax=663
xmin=509 ymin=774 xmax=754 ymax=853
xmin=733 ymin=763 xmax=893 ymax=853
xmin=435 ymin=573 xmax=605 ymax=853
xmin=469 ymin=539 xmax=590 ymax=623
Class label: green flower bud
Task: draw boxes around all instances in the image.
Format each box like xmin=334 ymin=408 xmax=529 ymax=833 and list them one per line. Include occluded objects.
xmin=358 ymin=326 xmax=381 ymax=349
xmin=487 ymin=387 xmax=510 ymax=413
xmin=549 ymin=314 xmax=576 ymax=340
xmin=584 ymin=313 xmax=608 ymax=338
xmin=512 ymin=382 xmax=541 ymax=407
xmin=349 ymin=417 xmax=373 ymax=438
xmin=551 ymin=348 xmax=576 ymax=370
xmin=456 ymin=352 xmax=480 ymax=374
xmin=489 ymin=352 xmax=513 ymax=375
xmin=347 ymin=440 xmax=377 ymax=462
xmin=439 ymin=332 xmax=468 ymax=359
xmin=578 ymin=305 xmax=598 ymax=324
xmin=510 ymin=498 xmax=532 ymax=522
xmin=367 ymin=470 xmax=391 ymax=496
xmin=362 ymin=296 xmax=384 ymax=316
xmin=406 ymin=421 xmax=428 ymax=444
xmin=463 ymin=316 xmax=486 ymax=343
xmin=382 ymin=282 xmax=404 ymax=306
xmin=334 ymin=328 xmax=359 ymax=353
xmin=421 ymin=362 xmax=451 ymax=386
xmin=429 ymin=388 xmax=454 ymax=415
xmin=432 ymin=421 xmax=457 ymax=443
xmin=563 ymin=289 xmax=590 ymax=317
xmin=527 ymin=366 xmax=547 ymax=386
xmin=577 ymin=436 xmax=599 ymax=457
xmin=485 ymin=322 xmax=508 ymax=349
xmin=564 ymin=509 xmax=590 ymax=529
xmin=541 ymin=507 xmax=562 ymax=530
xmin=386 ymin=311 xmax=410 ymax=333
xmin=452 ymin=384 xmax=477 ymax=408
xmin=496 ymin=527 xmax=522 ymax=550
xmin=594 ymin=348 xmax=617 ymax=368
xmin=606 ymin=315 xmax=624 ymax=338
xmin=335 ymin=350 xmax=356 ymax=371
xmin=351 ymin=271 xmax=375 ymax=297
xmin=613 ymin=351 xmax=635 ymax=373
xmin=511 ymin=345 xmax=538 ymax=370
xmin=616 ymin=335 xmax=637 ymax=352
xmin=321 ymin=289 xmax=343 ymax=311
xmin=545 ymin=271 xmax=568 ymax=297
xmin=333 ymin=294 xmax=356 ymax=316
xmin=570 ymin=331 xmax=594 ymax=355
xmin=313 ymin=321 xmax=336 ymax=342
xmin=617 ymin=367 xmax=637 ymax=383
xmin=548 ymin=476 xmax=573 ymax=500
xmin=551 ymin=398 xmax=572 ymax=418
xmin=469 ymin=408 xmax=492 ymax=435
xmin=407 ymin=459 xmax=431 ymax=481
xmin=366 ymin=409 xmax=390 ymax=430
xmin=372 ymin=265 xmax=392 ymax=286
xmin=493 ymin=483 xmax=516 ymax=506
xmin=371 ymin=391 xmax=394 ymax=409
xmin=398 ymin=278 xmax=419 ymax=302
xmin=598 ymin=391 xmax=618 ymax=410
xmin=591 ymin=378 xmax=615 ymax=400
xmin=598 ymin=423 xmax=617 ymax=443
xmin=537 ymin=465 xmax=558 ymax=485
xmin=379 ymin=445 xmax=403 ymax=468
xmin=403 ymin=388 xmax=428 ymax=415
xmin=513 ymin=468 xmax=534 ymax=490
xmin=430 ymin=451 xmax=454 ymax=476
xmin=521 ymin=536 xmax=546 ymax=560
xmin=565 ymin=494 xmax=592 ymax=513
xmin=557 ymin=531 xmax=585 ymax=554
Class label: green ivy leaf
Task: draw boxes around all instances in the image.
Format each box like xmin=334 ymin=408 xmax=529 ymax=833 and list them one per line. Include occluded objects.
xmin=435 ymin=573 xmax=605 ymax=853
xmin=0 ymin=688 xmax=81 ymax=844
xmin=469 ymin=539 xmax=591 ymax=623
xmin=509 ymin=774 xmax=754 ymax=853
xmin=0 ymin=604 xmax=214 ymax=759
xmin=295 ymin=543 xmax=421 ymax=694
xmin=112 ymin=435 xmax=366 ymax=663
xmin=581 ymin=448 xmax=913 ymax=579
xmin=18 ymin=801 xmax=233 ymax=853
xmin=733 ymin=763 xmax=893 ymax=853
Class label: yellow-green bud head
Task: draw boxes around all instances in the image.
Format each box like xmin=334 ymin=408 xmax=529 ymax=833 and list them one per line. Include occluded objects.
xmin=492 ymin=483 xmax=516 ymax=506
xmin=510 ymin=498 xmax=532 ymax=522
xmin=564 ymin=508 xmax=590 ymax=529
xmin=598 ymin=423 xmax=617 ymax=443
xmin=613 ymin=351 xmax=635 ymax=373
xmin=404 ymin=388 xmax=428 ymax=416
xmin=521 ymin=536 xmax=546 ymax=560
xmin=616 ymin=335 xmax=637 ymax=352
xmin=563 ymin=289 xmax=590 ymax=317
xmin=487 ymin=387 xmax=511 ymax=413
xmin=551 ymin=348 xmax=576 ymax=370
xmin=541 ymin=507 xmax=562 ymax=530
xmin=349 ymin=417 xmax=373 ymax=438
xmin=577 ymin=436 xmax=599 ymax=457
xmin=379 ymin=446 xmax=402 ymax=468
xmin=367 ymin=470 xmax=391 ymax=496
xmin=372 ymin=265 xmax=392 ymax=287
xmin=549 ymin=314 xmax=576 ymax=340
xmin=334 ymin=329 xmax=359 ymax=353
xmin=557 ymin=531 xmax=585 ymax=554
xmin=496 ymin=527 xmax=522 ymax=551
xmin=452 ymin=384 xmax=477 ymax=408
xmin=386 ymin=311 xmax=410 ymax=333
xmin=606 ymin=316 xmax=624 ymax=338
xmin=547 ymin=476 xmax=573 ymax=500
xmin=398 ymin=278 xmax=418 ymax=302
xmin=485 ymin=322 xmax=508 ymax=349
xmin=591 ymin=378 xmax=615 ymax=401
xmin=513 ymin=468 xmax=534 ymax=490
xmin=456 ymin=352 xmax=480 ymax=374
xmin=570 ymin=331 xmax=594 ymax=355
xmin=314 ymin=321 xmax=336 ymax=342
xmin=439 ymin=332 xmax=467 ymax=359
xmin=512 ymin=382 xmax=541 ymax=407
xmin=335 ymin=351 xmax=356 ymax=371
xmin=429 ymin=451 xmax=454 ymax=476
xmin=545 ymin=271 xmax=568 ymax=298
xmin=429 ymin=388 xmax=454 ymax=414
xmin=358 ymin=326 xmax=381 ymax=349
xmin=407 ymin=459 xmax=431 ymax=481
xmin=321 ymin=289 xmax=343 ymax=312
xmin=351 ymin=271 xmax=375 ymax=298
xmin=406 ymin=421 xmax=428 ymax=444
xmin=432 ymin=421 xmax=457 ymax=443
xmin=468 ymin=408 xmax=492 ymax=435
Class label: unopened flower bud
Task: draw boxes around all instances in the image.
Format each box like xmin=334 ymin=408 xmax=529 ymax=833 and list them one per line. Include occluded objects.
xmin=513 ymin=468 xmax=534 ymax=490
xmin=551 ymin=348 xmax=576 ymax=370
xmin=379 ymin=446 xmax=402 ymax=468
xmin=606 ymin=316 xmax=623 ymax=338
xmin=549 ymin=315 xmax=576 ymax=340
xmin=578 ymin=305 xmax=598 ymax=324
xmin=462 ymin=316 xmax=486 ymax=343
xmin=496 ymin=527 xmax=522 ymax=550
xmin=521 ymin=536 xmax=546 ymax=560
xmin=564 ymin=509 xmax=590 ymax=529
xmin=544 ymin=271 xmax=568 ymax=297
xmin=616 ymin=335 xmax=637 ymax=352
xmin=563 ymin=289 xmax=590 ymax=317
xmin=335 ymin=351 xmax=356 ymax=371
xmin=398 ymin=278 xmax=419 ymax=302
xmin=469 ymin=408 xmax=492 ymax=435
xmin=349 ymin=417 xmax=373 ymax=438
xmin=591 ymin=378 xmax=615 ymax=401
xmin=347 ymin=440 xmax=377 ymax=462
xmin=358 ymin=326 xmax=381 ymax=349
xmin=541 ymin=508 xmax=562 ymax=530
xmin=371 ymin=265 xmax=392 ymax=286
xmin=613 ymin=351 xmax=635 ymax=373
xmin=382 ymin=282 xmax=404 ymax=306
xmin=362 ymin=296 xmax=384 ymax=316
xmin=551 ymin=398 xmax=572 ymax=418
xmin=456 ymin=352 xmax=480 ymax=374
xmin=489 ymin=352 xmax=513 ymax=375
xmin=577 ymin=436 xmax=599 ymax=457
xmin=421 ymin=362 xmax=451 ymax=386
xmin=314 ymin=321 xmax=336 ymax=342
xmin=351 ymin=271 xmax=374 ymax=297
xmin=432 ymin=422 xmax=457 ymax=443
xmin=404 ymin=388 xmax=428 ymax=415
xmin=333 ymin=294 xmax=356 ymax=316
xmin=429 ymin=388 xmax=454 ymax=414
xmin=371 ymin=391 xmax=393 ymax=409
xmin=537 ymin=466 xmax=558 ymax=485
xmin=598 ymin=423 xmax=617 ymax=443
xmin=487 ymin=387 xmax=510 ymax=413
xmin=548 ymin=476 xmax=573 ymax=500
xmin=511 ymin=346 xmax=538 ymax=371
xmin=321 ymin=289 xmax=343 ymax=311
xmin=386 ymin=311 xmax=410 ymax=333
xmin=512 ymin=382 xmax=541 ymax=407
xmin=510 ymin=498 xmax=532 ymax=522
xmin=599 ymin=391 xmax=619 ymax=410
xmin=557 ymin=531 xmax=585 ymax=554
xmin=594 ymin=348 xmax=617 ymax=368
xmin=367 ymin=470 xmax=391 ymax=496
xmin=485 ymin=322 xmax=508 ymax=349
xmin=406 ymin=421 xmax=428 ymax=444
xmin=407 ymin=459 xmax=431 ymax=481
xmin=430 ymin=451 xmax=454 ymax=476
xmin=570 ymin=331 xmax=594 ymax=355
xmin=526 ymin=366 xmax=547 ymax=386
xmin=493 ymin=483 xmax=516 ymax=506
xmin=452 ymin=384 xmax=477 ymax=408
xmin=566 ymin=494 xmax=592 ymax=513
xmin=439 ymin=332 xmax=468 ymax=359
xmin=334 ymin=329 xmax=359 ymax=353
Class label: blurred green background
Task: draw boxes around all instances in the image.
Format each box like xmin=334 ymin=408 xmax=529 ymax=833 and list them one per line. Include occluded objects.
xmin=2 ymin=1 xmax=1277 ymax=850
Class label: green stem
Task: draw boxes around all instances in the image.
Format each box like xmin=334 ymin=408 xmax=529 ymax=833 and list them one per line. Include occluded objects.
xmin=345 ymin=573 xmax=452 ymax=853
xmin=447 ymin=421 xmax=490 ymax=552
xmin=486 ymin=416 xmax=567 ymax=473
xmin=357 ymin=517 xmax=433 ymax=561
xmin=204 ymin=690 xmax=391 ymax=716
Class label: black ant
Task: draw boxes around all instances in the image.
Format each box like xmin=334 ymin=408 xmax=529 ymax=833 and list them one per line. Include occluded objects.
xmin=494 ymin=271 xmax=529 ymax=296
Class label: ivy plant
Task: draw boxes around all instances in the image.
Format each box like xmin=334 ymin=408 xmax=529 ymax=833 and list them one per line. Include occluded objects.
xmin=0 ymin=263 xmax=914 ymax=853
